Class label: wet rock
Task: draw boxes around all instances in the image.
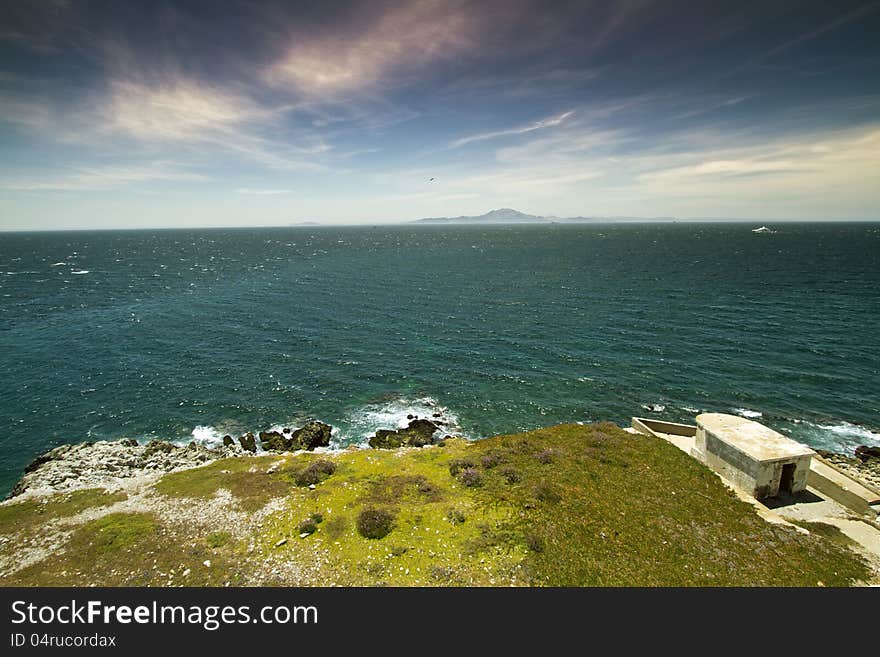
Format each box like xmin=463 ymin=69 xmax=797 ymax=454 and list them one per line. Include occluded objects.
xmin=239 ymin=433 xmax=256 ymax=453
xmin=855 ymin=445 xmax=880 ymax=462
xmin=222 ymin=435 xmax=234 ymax=447
xmin=291 ymin=421 xmax=332 ymax=451
xmin=369 ymin=419 xmax=439 ymax=449
xmin=119 ymin=439 xmax=139 ymax=448
xmin=260 ymin=431 xmax=291 ymax=452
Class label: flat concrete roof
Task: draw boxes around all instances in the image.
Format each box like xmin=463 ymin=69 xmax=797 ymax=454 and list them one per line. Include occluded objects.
xmin=696 ymin=413 xmax=815 ymax=463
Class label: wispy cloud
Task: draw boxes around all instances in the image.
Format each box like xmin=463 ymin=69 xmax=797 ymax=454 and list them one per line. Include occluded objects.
xmin=234 ymin=188 xmax=292 ymax=195
xmin=0 ymin=162 xmax=206 ymax=192
xmin=266 ymin=1 xmax=479 ymax=97
xmin=450 ymin=111 xmax=575 ymax=149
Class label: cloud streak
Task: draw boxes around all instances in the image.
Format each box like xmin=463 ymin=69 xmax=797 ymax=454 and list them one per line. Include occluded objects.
xmin=450 ymin=111 xmax=575 ymax=149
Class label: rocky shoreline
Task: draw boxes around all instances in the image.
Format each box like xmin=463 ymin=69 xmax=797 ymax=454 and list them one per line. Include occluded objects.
xmin=8 ymin=416 xmax=451 ymax=499
xmin=816 ymin=448 xmax=880 ymax=493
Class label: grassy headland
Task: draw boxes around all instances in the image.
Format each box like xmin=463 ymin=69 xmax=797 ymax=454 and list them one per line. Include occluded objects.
xmin=0 ymin=423 xmax=870 ymax=586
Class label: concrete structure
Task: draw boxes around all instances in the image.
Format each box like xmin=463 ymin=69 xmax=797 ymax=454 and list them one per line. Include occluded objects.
xmin=808 ymin=458 xmax=880 ymax=517
xmin=694 ymin=413 xmax=815 ymax=499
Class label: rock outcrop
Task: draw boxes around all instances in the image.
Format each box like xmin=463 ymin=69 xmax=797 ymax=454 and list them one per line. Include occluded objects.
xmin=259 ymin=422 xmax=332 ymax=452
xmin=369 ymin=418 xmax=439 ymax=449
xmin=10 ymin=439 xmax=232 ymax=498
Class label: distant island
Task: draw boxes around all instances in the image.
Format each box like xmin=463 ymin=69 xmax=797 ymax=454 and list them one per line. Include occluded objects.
xmin=411 ymin=208 xmax=677 ymax=225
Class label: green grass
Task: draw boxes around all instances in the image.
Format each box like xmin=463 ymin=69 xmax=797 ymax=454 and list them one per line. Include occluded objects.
xmin=0 ymin=423 xmax=871 ymax=587
xmin=0 ymin=488 xmax=127 ymax=536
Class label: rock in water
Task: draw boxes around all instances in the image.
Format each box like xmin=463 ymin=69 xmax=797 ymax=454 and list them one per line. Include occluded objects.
xmin=260 ymin=430 xmax=291 ymax=452
xmin=239 ymin=433 xmax=257 ymax=453
xmin=222 ymin=435 xmax=234 ymax=447
xmin=855 ymin=445 xmax=880 ymax=462
xmin=291 ymin=421 xmax=332 ymax=450
xmin=369 ymin=419 xmax=439 ymax=449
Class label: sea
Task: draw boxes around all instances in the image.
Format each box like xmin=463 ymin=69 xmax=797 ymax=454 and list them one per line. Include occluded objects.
xmin=1 ymin=222 xmax=878 ymax=496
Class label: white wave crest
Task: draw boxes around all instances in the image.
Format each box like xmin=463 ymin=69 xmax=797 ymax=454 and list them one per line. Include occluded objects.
xmin=189 ymin=425 xmax=226 ymax=447
xmin=333 ymin=396 xmax=465 ymax=447
xmin=733 ymin=408 xmax=762 ymax=419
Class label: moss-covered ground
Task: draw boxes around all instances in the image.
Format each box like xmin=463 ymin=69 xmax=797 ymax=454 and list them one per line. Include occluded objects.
xmin=0 ymin=424 xmax=871 ymax=586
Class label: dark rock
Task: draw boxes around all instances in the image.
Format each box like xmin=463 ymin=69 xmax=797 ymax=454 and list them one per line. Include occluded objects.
xmin=143 ymin=440 xmax=176 ymax=457
xmin=368 ymin=418 xmax=439 ymax=449
xmin=855 ymin=445 xmax=880 ymax=462
xmin=222 ymin=435 xmax=234 ymax=447
xmin=239 ymin=433 xmax=256 ymax=453
xmin=119 ymin=439 xmax=139 ymax=448
xmin=433 ymin=413 xmax=442 ymax=418
xmin=260 ymin=430 xmax=291 ymax=452
xmin=23 ymin=451 xmax=58 ymax=474
xmin=407 ymin=414 xmax=414 ymax=420
xmin=291 ymin=421 xmax=332 ymax=451
xmin=283 ymin=427 xmax=291 ymax=434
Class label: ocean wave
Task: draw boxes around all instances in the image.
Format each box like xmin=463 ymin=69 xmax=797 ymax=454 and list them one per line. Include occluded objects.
xmin=332 ymin=396 xmax=466 ymax=447
xmin=189 ymin=425 xmax=226 ymax=447
xmin=733 ymin=408 xmax=762 ymax=419
xmin=70 ymin=269 xmax=90 ymax=275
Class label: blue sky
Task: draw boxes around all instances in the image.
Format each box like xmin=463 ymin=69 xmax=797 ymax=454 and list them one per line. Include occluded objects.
xmin=1 ymin=0 xmax=878 ymax=229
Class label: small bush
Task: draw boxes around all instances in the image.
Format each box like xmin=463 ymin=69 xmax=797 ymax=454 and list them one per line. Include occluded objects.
xmin=298 ymin=518 xmax=318 ymax=535
xmin=294 ymin=460 xmax=337 ymax=486
xmin=446 ymin=508 xmax=466 ymax=525
xmin=430 ymin=566 xmax=456 ymax=582
xmin=535 ymin=449 xmax=554 ymax=464
xmin=448 ymin=458 xmax=475 ymax=477
xmin=309 ymin=512 xmax=324 ymax=524
xmin=525 ymin=532 xmax=544 ymax=553
xmin=356 ymin=507 xmax=395 ymax=539
xmin=534 ymin=482 xmax=562 ymax=504
xmin=480 ymin=452 xmax=504 ymax=469
xmin=500 ymin=467 xmax=521 ymax=484
xmin=458 ymin=468 xmax=483 ymax=488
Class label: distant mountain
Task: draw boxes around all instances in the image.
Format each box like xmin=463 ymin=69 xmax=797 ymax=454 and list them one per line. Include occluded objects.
xmin=411 ymin=208 xmax=675 ymax=224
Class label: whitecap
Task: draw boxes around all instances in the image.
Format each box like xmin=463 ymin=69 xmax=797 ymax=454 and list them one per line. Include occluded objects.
xmin=733 ymin=408 xmax=762 ymax=418
xmin=50 ymin=262 xmax=66 ymax=267
xmin=70 ymin=269 xmax=90 ymax=275
xmin=189 ymin=425 xmax=225 ymax=447
xmin=333 ymin=396 xmax=466 ymax=447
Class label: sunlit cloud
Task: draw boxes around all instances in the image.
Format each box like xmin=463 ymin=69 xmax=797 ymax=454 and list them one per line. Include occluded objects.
xmin=266 ymin=1 xmax=478 ymax=96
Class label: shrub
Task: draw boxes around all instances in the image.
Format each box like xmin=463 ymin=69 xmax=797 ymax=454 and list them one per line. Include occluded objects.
xmin=535 ymin=449 xmax=554 ymax=464
xmin=458 ymin=468 xmax=483 ymax=488
xmin=298 ymin=518 xmax=318 ymax=535
xmin=534 ymin=482 xmax=562 ymax=504
xmin=448 ymin=458 xmax=475 ymax=477
xmin=294 ymin=460 xmax=337 ymax=486
xmin=446 ymin=508 xmax=466 ymax=525
xmin=430 ymin=566 xmax=456 ymax=582
xmin=500 ymin=467 xmax=521 ymax=484
xmin=480 ymin=452 xmax=504 ymax=469
xmin=309 ymin=512 xmax=324 ymax=524
xmin=356 ymin=507 xmax=395 ymax=539
xmin=525 ymin=532 xmax=544 ymax=553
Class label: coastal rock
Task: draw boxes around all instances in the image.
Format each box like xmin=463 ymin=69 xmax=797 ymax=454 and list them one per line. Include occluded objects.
xmin=855 ymin=445 xmax=880 ymax=462
xmin=260 ymin=431 xmax=290 ymax=452
xmin=291 ymin=421 xmax=332 ymax=451
xmin=8 ymin=439 xmax=227 ymax=498
xmin=239 ymin=433 xmax=257 ymax=453
xmin=369 ymin=419 xmax=439 ymax=449
xmin=118 ymin=439 xmax=139 ymax=448
xmin=222 ymin=435 xmax=234 ymax=447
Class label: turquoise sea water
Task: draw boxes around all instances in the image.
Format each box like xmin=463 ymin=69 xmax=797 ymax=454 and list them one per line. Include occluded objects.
xmin=1 ymin=222 xmax=878 ymax=496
